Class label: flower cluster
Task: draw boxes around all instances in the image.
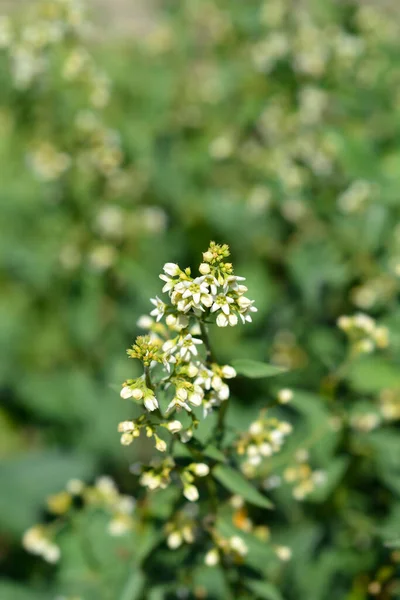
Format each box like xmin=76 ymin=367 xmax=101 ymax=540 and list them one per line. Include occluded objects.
xmin=118 ymin=246 xmax=250 ymax=455
xmin=22 ymin=476 xmax=136 ymax=563
xmin=159 ymin=242 xmax=257 ymax=327
xmin=337 ymin=313 xmax=389 ymax=354
xmin=204 ymin=534 xmax=248 ymax=567
xmin=236 ymin=410 xmax=293 ymax=477
xmin=22 ymin=525 xmax=60 ymax=564
xmin=283 ymin=450 xmax=326 ymax=501
xmin=165 ymin=505 xmax=198 ymax=550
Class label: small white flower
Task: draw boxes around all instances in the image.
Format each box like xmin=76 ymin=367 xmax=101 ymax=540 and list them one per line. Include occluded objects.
xmin=132 ymin=388 xmax=144 ymax=400
xmin=199 ymin=262 xmax=211 ymax=275
xmin=188 ymin=385 xmax=204 ymax=406
xmin=217 ymin=384 xmax=230 ymax=401
xmin=205 ymin=548 xmax=220 ymax=566
xmin=155 ymin=437 xmax=167 ymax=452
xmin=183 ymin=484 xmax=199 ymax=502
xmin=249 ymin=421 xmax=263 ymax=436
xmin=150 ymin=296 xmax=166 ymax=322
xmin=181 ymin=277 xmax=209 ymax=307
xmin=43 ymin=543 xmax=61 ymax=564
xmin=163 ymin=263 xmax=180 ymax=276
xmin=179 ymin=334 xmax=203 ymax=361
xmin=221 ymin=365 xmax=236 ymax=379
xmin=180 ymin=429 xmax=193 ymax=443
xmin=167 ymin=420 xmax=183 ymax=433
xmin=120 ymin=386 xmax=133 ymax=399
xmin=144 ymin=394 xmax=159 ymax=412
xmin=167 ymin=531 xmax=183 ymax=549
xmin=137 ymin=315 xmax=154 ymax=329
xmin=260 ymin=442 xmax=273 ymax=457
xmin=66 ymin=479 xmax=84 ymax=495
xmin=275 ymin=545 xmax=292 ymax=561
xmin=192 ymin=463 xmax=210 ymax=477
xmin=278 ymin=388 xmax=293 ymax=404
xmin=194 ymin=366 xmax=213 ymax=390
xmin=230 ymin=536 xmax=248 ymax=556
xmin=211 ymin=292 xmax=234 ymax=316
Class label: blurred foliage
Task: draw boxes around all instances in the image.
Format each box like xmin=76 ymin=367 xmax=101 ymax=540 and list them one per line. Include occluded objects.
xmin=1 ymin=0 xmax=400 ymax=598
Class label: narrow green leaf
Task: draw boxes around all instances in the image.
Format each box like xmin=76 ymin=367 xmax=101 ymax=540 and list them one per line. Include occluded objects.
xmin=231 ymin=359 xmax=286 ymax=379
xmin=119 ymin=571 xmax=145 ymax=600
xmin=203 ymin=444 xmax=226 ymax=462
xmin=213 ymin=465 xmax=273 ymax=509
xmin=245 ymin=579 xmax=284 ymax=600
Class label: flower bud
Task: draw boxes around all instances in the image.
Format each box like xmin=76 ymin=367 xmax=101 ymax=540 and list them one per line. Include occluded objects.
xmin=221 ymin=365 xmax=236 ymax=379
xmin=183 ymin=484 xmax=199 ymax=502
xmin=192 ymin=463 xmax=210 ymax=477
xmin=199 ymin=262 xmax=211 ymax=274
xmin=205 ymin=548 xmax=220 ymax=566
xmin=163 ymin=262 xmax=180 ymax=276
xmin=120 ymin=386 xmax=133 ymax=399
xmin=278 ymin=388 xmax=293 ymax=404
xmin=131 ymin=388 xmax=144 ymax=400
xmin=167 ymin=420 xmax=183 ymax=433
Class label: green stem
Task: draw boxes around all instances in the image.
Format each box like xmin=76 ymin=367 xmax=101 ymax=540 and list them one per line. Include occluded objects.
xmin=199 ymin=321 xmax=214 ymax=363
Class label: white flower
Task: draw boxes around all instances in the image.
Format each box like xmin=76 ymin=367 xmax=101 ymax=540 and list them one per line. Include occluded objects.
xmin=249 ymin=421 xmax=263 ymax=436
xmin=216 ymin=312 xmax=238 ymax=327
xmin=144 ymin=394 xmax=159 ymax=412
xmin=230 ymin=536 xmax=248 ymax=556
xmin=183 ymin=484 xmax=199 ymax=502
xmin=66 ymin=478 xmax=84 ymax=495
xmin=275 ymin=545 xmax=292 ymax=561
xmin=120 ymin=386 xmax=133 ymax=399
xmin=166 ymin=394 xmax=192 ymax=414
xmin=140 ymin=472 xmax=161 ymax=490
xmin=163 ymin=263 xmax=180 ymax=276
xmin=260 ymin=442 xmax=273 ymax=457
xmin=108 ymin=516 xmax=131 ymax=537
xmin=179 ymin=334 xmax=203 ymax=361
xmin=192 ymin=463 xmax=210 ymax=477
xmin=194 ymin=366 xmax=213 ymax=390
xmin=155 ymin=437 xmax=167 ymax=452
xmin=167 ymin=420 xmax=183 ymax=433
xmin=43 ymin=543 xmax=61 ymax=564
xmin=137 ymin=315 xmax=154 ymax=329
xmin=221 ymin=365 xmax=236 ymax=379
xmin=278 ymin=388 xmax=293 ymax=404
xmin=211 ymin=292 xmax=234 ymax=316
xmin=217 ymin=384 xmax=230 ymax=401
xmin=118 ymin=421 xmax=136 ymax=433
xmin=131 ymin=388 xmax=144 ymax=400
xmin=180 ymin=429 xmax=193 ymax=443
xmin=181 ymin=277 xmax=209 ymax=307
xmin=199 ymin=262 xmax=211 ymax=275
xmin=188 ymin=385 xmax=204 ymax=406
xmin=167 ymin=531 xmax=183 ymax=549
xmin=150 ymin=296 xmax=166 ymax=322
xmin=205 ymin=548 xmax=220 ymax=566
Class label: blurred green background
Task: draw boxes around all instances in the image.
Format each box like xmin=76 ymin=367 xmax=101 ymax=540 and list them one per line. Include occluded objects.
xmin=1 ymin=0 xmax=400 ymax=598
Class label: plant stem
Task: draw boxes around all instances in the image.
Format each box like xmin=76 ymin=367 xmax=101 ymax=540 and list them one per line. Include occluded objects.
xmin=199 ymin=321 xmax=214 ymax=363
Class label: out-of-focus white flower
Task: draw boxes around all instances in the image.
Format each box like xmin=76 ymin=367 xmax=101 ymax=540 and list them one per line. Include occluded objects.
xmin=150 ymin=296 xmax=166 ymax=322
xmin=204 ymin=548 xmax=220 ymax=566
xmin=183 ymin=484 xmax=199 ymax=502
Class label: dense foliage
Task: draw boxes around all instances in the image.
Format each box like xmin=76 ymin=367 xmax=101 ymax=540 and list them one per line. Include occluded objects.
xmin=1 ymin=1 xmax=400 ymax=599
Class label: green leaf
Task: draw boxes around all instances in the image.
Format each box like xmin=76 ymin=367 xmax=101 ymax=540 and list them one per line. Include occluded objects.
xmin=245 ymin=580 xmax=284 ymax=600
xmin=0 ymin=581 xmax=50 ymax=600
xmin=213 ymin=465 xmax=273 ymax=509
xmin=203 ymin=444 xmax=226 ymax=462
xmin=119 ymin=571 xmax=145 ymax=600
xmin=0 ymin=451 xmax=95 ymax=535
xmin=231 ymin=359 xmax=286 ymax=379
